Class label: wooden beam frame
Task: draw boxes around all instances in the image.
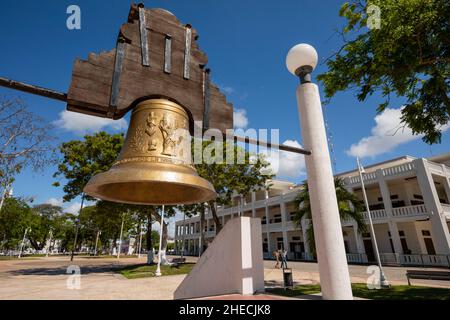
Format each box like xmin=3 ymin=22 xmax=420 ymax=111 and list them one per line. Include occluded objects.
xmin=0 ymin=76 xmax=311 ymax=155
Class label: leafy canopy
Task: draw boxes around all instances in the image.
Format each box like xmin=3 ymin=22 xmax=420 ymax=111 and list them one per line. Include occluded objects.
xmin=293 ymin=178 xmax=367 ymax=256
xmin=53 ymin=132 xmax=124 ymax=202
xmin=317 ymin=0 xmax=450 ymax=144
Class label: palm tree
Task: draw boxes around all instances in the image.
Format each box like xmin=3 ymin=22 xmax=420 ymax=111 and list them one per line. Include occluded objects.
xmin=293 ymin=177 xmax=367 ymax=258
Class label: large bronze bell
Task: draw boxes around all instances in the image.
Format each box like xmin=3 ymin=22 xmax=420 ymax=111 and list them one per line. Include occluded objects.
xmin=83 ymin=99 xmax=217 ymax=205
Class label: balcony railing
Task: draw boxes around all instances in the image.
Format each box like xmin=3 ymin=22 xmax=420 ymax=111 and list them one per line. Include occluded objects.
xmin=382 ymin=162 xmax=415 ymax=178
xmin=341 ymin=204 xmax=428 ymax=225
xmin=442 ymin=203 xmax=450 ymax=214
xmin=392 ymin=204 xmax=427 ymax=218
xmin=426 ymin=161 xmax=448 ymax=176
xmin=346 ymin=253 xmax=368 ymax=263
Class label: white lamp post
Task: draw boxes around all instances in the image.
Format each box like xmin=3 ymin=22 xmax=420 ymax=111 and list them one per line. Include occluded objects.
xmin=18 ymin=227 xmax=31 ymax=258
xmin=357 ymin=157 xmax=390 ymax=288
xmin=286 ymin=43 xmax=353 ymax=300
xmin=117 ymin=212 xmax=125 ymax=259
xmin=94 ymin=230 xmax=101 ymax=256
xmin=155 ymin=205 xmax=165 ymax=277
xmin=46 ymin=230 xmax=53 ymax=258
xmin=138 ymin=222 xmax=143 ymax=259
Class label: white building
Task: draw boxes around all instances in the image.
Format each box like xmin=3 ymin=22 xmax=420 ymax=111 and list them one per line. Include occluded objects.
xmin=174 ymin=153 xmax=450 ymax=267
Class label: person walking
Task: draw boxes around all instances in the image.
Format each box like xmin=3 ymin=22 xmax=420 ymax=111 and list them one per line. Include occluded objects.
xmin=273 ymin=249 xmax=280 ymax=269
xmin=281 ymin=249 xmax=288 ymax=269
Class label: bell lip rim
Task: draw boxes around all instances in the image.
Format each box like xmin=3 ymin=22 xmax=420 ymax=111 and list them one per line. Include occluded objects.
xmin=83 ymin=173 xmax=217 ymax=206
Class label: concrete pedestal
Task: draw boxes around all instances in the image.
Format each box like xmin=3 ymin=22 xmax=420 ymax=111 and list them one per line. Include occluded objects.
xmin=174 ymin=217 xmax=264 ymax=300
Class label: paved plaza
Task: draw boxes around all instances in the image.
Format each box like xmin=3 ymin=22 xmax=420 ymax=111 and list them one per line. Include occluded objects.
xmin=0 ymin=256 xmax=449 ymax=300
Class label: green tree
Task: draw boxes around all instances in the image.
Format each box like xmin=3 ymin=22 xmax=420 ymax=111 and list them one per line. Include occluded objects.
xmin=179 ymin=140 xmax=273 ymax=254
xmin=28 ymin=204 xmax=63 ymax=250
xmin=317 ymin=0 xmax=450 ymax=144
xmin=293 ymin=178 xmax=367 ymax=257
xmin=53 ymin=132 xmax=124 ymax=202
xmin=0 ymin=197 xmax=33 ymax=251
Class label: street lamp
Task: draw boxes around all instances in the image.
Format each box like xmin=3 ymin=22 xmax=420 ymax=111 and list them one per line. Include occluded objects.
xmin=357 ymin=157 xmax=390 ymax=288
xmin=117 ymin=212 xmax=125 ymax=259
xmin=155 ymin=205 xmax=165 ymax=277
xmin=94 ymin=230 xmax=101 ymax=256
xmin=46 ymin=230 xmax=53 ymax=258
xmin=18 ymin=227 xmax=31 ymax=258
xmin=286 ymin=43 xmax=353 ymax=300
xmin=138 ymin=222 xmax=143 ymax=259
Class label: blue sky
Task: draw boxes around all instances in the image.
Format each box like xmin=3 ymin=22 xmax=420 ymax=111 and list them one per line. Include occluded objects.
xmin=1 ymin=0 xmax=449 ymax=216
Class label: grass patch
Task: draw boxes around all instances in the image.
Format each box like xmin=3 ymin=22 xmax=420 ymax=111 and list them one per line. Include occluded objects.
xmin=267 ymin=283 xmax=450 ymax=300
xmin=117 ymin=262 xmax=196 ymax=279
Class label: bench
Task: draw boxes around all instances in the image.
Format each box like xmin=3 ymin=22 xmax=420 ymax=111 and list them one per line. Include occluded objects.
xmin=406 ymin=270 xmax=450 ymax=285
xmin=171 ymin=257 xmax=186 ymax=264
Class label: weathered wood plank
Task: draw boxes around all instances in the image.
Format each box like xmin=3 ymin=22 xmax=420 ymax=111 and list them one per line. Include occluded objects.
xmin=66 ymin=5 xmax=233 ymax=133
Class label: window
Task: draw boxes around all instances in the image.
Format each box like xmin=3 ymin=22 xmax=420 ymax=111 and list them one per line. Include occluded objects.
xmin=369 ymin=203 xmax=384 ymax=210
xmin=413 ymin=194 xmax=423 ymax=200
xmin=392 ymin=200 xmax=405 ymax=208
xmin=422 ymin=230 xmax=431 ymax=236
xmin=292 ymin=236 xmax=301 ymax=241
xmin=273 ymin=214 xmax=282 ymax=223
xmin=289 ymin=212 xmax=296 ymax=221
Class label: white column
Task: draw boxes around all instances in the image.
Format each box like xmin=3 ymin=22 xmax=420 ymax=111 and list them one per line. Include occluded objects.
xmin=442 ymin=174 xmax=450 ymax=204
xmin=344 ymin=186 xmax=365 ymax=255
xmin=251 ymin=191 xmax=256 ymax=218
xmin=301 ymin=217 xmax=311 ymax=260
xmin=352 ymin=222 xmax=366 ymax=255
xmin=415 ymin=158 xmax=450 ymax=254
xmin=264 ymin=190 xmax=271 ymax=257
xmin=280 ymin=195 xmax=289 ymax=252
xmin=297 ymin=82 xmax=352 ymax=299
xmin=376 ymin=169 xmax=403 ymax=254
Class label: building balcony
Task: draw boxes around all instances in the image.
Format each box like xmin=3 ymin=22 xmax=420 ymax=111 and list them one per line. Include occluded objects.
xmin=443 ymin=204 xmax=450 ymax=220
xmin=344 ymin=253 xmax=450 ymax=267
xmin=341 ymin=204 xmax=429 ymax=226
xmin=344 ymin=162 xmax=416 ymax=187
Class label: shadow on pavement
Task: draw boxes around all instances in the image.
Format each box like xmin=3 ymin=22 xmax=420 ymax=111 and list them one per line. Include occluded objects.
xmin=8 ymin=264 xmax=123 ymax=276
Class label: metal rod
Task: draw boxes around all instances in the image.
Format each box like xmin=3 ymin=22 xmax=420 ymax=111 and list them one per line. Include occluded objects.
xmin=357 ymin=157 xmax=390 ymax=288
xmin=0 ymin=76 xmax=67 ymax=102
xmin=232 ymin=135 xmax=311 ymax=155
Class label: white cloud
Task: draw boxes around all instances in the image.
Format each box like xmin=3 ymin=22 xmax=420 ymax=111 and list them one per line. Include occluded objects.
xmin=54 ymin=110 xmax=128 ymax=135
xmin=46 ymin=197 xmax=63 ymax=207
xmin=347 ymin=107 xmax=450 ymax=158
xmin=266 ymin=140 xmax=306 ymax=179
xmin=220 ymin=85 xmax=235 ymax=95
xmin=64 ymin=202 xmax=82 ymax=215
xmin=233 ymin=108 xmax=249 ymax=129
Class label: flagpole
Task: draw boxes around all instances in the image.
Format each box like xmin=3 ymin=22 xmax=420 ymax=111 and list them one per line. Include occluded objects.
xmin=357 ymin=157 xmax=390 ymax=288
